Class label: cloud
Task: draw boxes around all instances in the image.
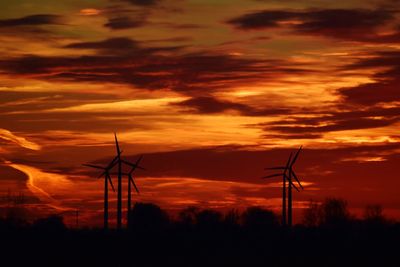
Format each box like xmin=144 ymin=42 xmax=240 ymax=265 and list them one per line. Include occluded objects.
xmin=174 ymin=96 xmax=253 ymax=114
xmin=269 ymin=117 xmax=399 ymax=134
xmin=64 ymin=37 xmax=141 ymax=53
xmin=174 ymin=96 xmax=291 ymax=116
xmin=122 ymin=0 xmax=160 ymax=6
xmin=339 ymin=51 xmax=400 ymax=105
xmin=63 ymin=37 xmax=184 ymax=55
xmin=260 ymin=106 xmax=400 ymax=136
xmin=347 ymin=51 xmax=400 ymax=69
xmin=227 ymin=8 xmax=400 ymax=42
xmin=0 ymin=38 xmax=311 ymax=95
xmin=339 ymin=81 xmax=400 ymax=105
xmin=0 ymin=129 xmax=41 ymax=150
xmin=0 ymin=14 xmax=62 ymax=27
xmin=228 ymin=10 xmax=299 ymax=29
xmin=104 ymin=16 xmax=145 ymax=29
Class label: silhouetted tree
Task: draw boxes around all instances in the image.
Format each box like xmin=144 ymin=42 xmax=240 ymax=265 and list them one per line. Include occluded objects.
xmin=4 ymin=206 xmax=30 ymax=228
xmin=178 ymin=206 xmax=199 ymax=226
xmin=319 ymin=198 xmax=350 ymax=226
xmin=364 ymin=204 xmax=385 ymax=225
xmin=195 ymin=209 xmax=222 ymax=230
xmin=32 ymin=215 xmax=66 ymax=232
xmin=302 ymin=200 xmax=320 ymax=227
xmin=241 ymin=207 xmax=278 ymax=230
xmin=224 ymin=209 xmax=240 ymax=228
xmin=128 ymin=202 xmax=169 ymax=231
xmin=0 ymin=201 xmax=399 ymax=267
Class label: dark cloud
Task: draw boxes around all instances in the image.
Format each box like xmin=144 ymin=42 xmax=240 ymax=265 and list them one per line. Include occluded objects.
xmin=270 ymin=117 xmax=399 ymax=134
xmin=64 ymin=37 xmax=185 ymax=56
xmin=160 ymin=23 xmax=204 ymax=29
xmin=174 ymin=96 xmax=291 ymax=116
xmin=347 ymin=51 xmax=400 ymax=69
xmin=174 ymin=96 xmax=252 ymax=114
xmin=260 ymin=106 xmax=400 ymax=136
xmin=64 ymin=37 xmax=141 ymax=53
xmin=0 ymin=164 xmax=27 ymax=183
xmin=104 ymin=16 xmax=145 ymax=29
xmin=228 ymin=10 xmax=298 ymax=29
xmin=145 ymin=36 xmax=192 ymax=43
xmin=228 ymin=8 xmax=400 ymax=42
xmin=122 ymin=0 xmax=160 ymax=6
xmin=339 ymin=80 xmax=400 ymax=105
xmin=262 ymin=133 xmax=323 ymax=140
xmin=0 ymin=38 xmax=311 ymax=95
xmin=339 ymin=51 xmax=400 ymax=105
xmin=0 ymin=14 xmax=62 ymax=27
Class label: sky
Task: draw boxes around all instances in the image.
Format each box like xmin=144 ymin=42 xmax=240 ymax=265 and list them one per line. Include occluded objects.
xmin=0 ymin=0 xmax=399 ymax=227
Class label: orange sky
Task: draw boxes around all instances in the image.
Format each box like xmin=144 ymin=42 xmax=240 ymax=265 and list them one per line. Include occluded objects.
xmin=0 ymin=0 xmax=399 ymax=227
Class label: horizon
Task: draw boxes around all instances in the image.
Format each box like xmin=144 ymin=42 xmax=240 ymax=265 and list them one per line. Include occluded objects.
xmin=0 ymin=0 xmax=399 ymax=227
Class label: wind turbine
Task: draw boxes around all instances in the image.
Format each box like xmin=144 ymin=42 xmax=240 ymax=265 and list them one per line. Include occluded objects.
xmin=109 ymin=156 xmax=144 ymax=227
xmin=114 ymin=133 xmax=123 ymax=230
xmin=113 ymin=133 xmax=145 ymax=229
xmin=123 ymin=155 xmax=143 ymax=227
xmin=287 ymin=146 xmax=304 ymax=227
xmin=263 ymin=152 xmax=292 ymax=227
xmin=263 ymin=146 xmax=304 ymax=227
xmin=83 ymin=155 xmax=118 ymax=230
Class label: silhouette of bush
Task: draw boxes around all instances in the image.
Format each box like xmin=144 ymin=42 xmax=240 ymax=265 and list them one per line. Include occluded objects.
xmin=178 ymin=206 xmax=199 ymax=226
xmin=319 ymin=198 xmax=351 ymax=226
xmin=364 ymin=204 xmax=386 ymax=225
xmin=302 ymin=200 xmax=320 ymax=227
xmin=195 ymin=209 xmax=222 ymax=229
xmin=241 ymin=207 xmax=278 ymax=230
xmin=0 ymin=201 xmax=399 ymax=267
xmin=128 ymin=202 xmax=169 ymax=231
xmin=32 ymin=215 xmax=66 ymax=232
xmin=224 ymin=209 xmax=240 ymax=228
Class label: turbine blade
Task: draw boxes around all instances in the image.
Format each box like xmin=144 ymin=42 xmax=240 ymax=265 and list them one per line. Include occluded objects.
xmin=290 ymin=180 xmax=300 ymax=192
xmin=114 ymin=132 xmax=121 ymax=155
xmin=262 ymin=173 xmax=282 ymax=179
xmin=129 ymin=175 xmax=140 ymax=194
xmin=83 ymin=164 xmax=105 ymax=170
xmin=290 ymin=146 xmax=303 ymax=167
xmin=264 ymin=167 xmax=285 ymax=170
xmin=122 ymin=159 xmax=136 ymax=168
xmin=106 ymin=155 xmax=119 ymax=170
xmin=106 ymin=173 xmax=115 ymax=192
xmin=109 ymin=172 xmax=129 ymax=176
xmin=133 ymin=155 xmax=145 ymax=172
xmin=292 ymin=171 xmax=304 ymax=190
xmin=286 ymin=171 xmax=300 ymax=192
xmin=135 ymin=155 xmax=143 ymax=166
xmin=283 ymin=152 xmax=293 ymax=176
xmin=122 ymin=159 xmax=145 ymax=173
